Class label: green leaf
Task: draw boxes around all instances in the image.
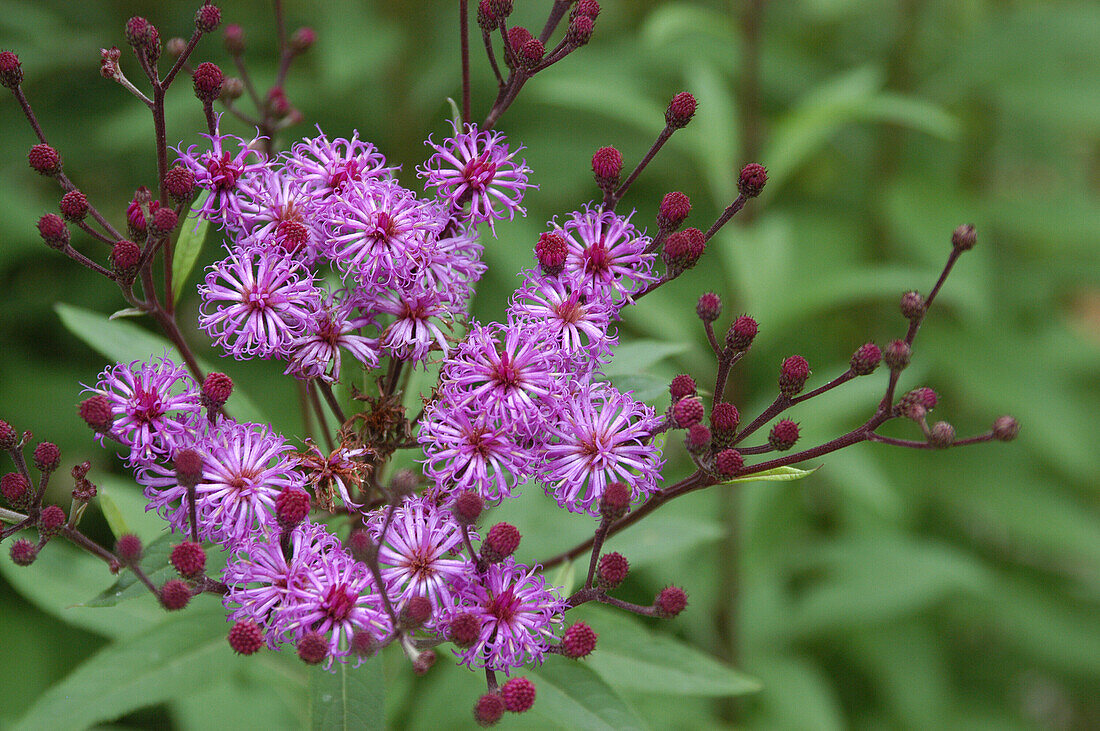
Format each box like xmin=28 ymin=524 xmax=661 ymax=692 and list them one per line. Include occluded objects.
xmin=604 ymin=514 xmax=724 ymax=568
xmin=171 ymin=190 xmax=212 ymax=304
xmin=55 ymin=303 xmax=266 ymax=424
xmin=603 ymin=339 xmax=691 ymax=378
xmin=96 ymin=488 xmax=131 ymax=541
xmin=527 ymin=660 xmax=648 ymax=730
xmin=108 ymin=306 xmax=145 ymax=320
xmin=308 ymin=652 xmax=385 ymax=730
xmin=96 ymin=476 xmax=172 ymax=544
xmin=551 ymin=559 xmax=577 ymax=598
xmin=580 ymin=607 xmax=762 ymax=697
xmin=598 ymin=373 xmax=670 ymax=402
xmin=718 ymin=465 xmax=820 ymax=485
xmin=12 ymin=603 xmax=237 ymax=730
xmin=81 ymin=533 xmax=174 ymax=608
xmin=445 ymin=96 xmax=463 ymax=126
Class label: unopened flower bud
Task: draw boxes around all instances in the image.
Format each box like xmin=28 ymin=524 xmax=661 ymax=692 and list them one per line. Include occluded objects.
xmin=164 ymin=165 xmax=196 ymax=203
xmin=174 ymin=448 xmax=204 ymax=487
xmin=221 ymin=76 xmax=244 ymax=100
xmin=726 ymin=315 xmax=758 ymax=351
xmin=2 ymin=472 xmax=31 ymax=508
xmin=170 ymin=541 xmax=206 ymax=577
xmin=768 ymin=419 xmax=799 ymax=451
xmin=482 ymin=522 xmax=520 ymax=563
xmin=669 ymin=374 xmax=696 ymax=401
xmin=507 ymin=26 xmax=532 ymax=54
xmin=850 ymin=342 xmax=882 ymax=376
xmin=600 ymin=481 xmax=631 ymax=522
xmin=10 ymin=538 xmax=37 ymax=566
xmin=501 ymin=677 xmax=536 ymax=713
xmin=412 ymin=648 xmax=436 ymax=676
xmin=566 ymin=13 xmax=595 ymax=46
xmin=161 ymin=579 xmax=192 ymax=610
xmin=350 ymin=629 xmax=375 ymax=657
xmin=125 ymin=17 xmax=159 ymax=58
xmin=534 ymin=231 xmax=567 ymax=276
xmin=685 ymin=423 xmax=711 ymax=453
xmin=79 ymin=395 xmax=114 ymax=432
xmin=710 ymin=402 xmax=740 ymax=436
xmin=597 ymin=551 xmax=629 ymax=588
xmin=474 ymin=693 xmax=505 ymax=726
xmin=150 ymin=207 xmax=178 ymax=236
xmin=228 ymin=620 xmax=263 ymax=655
xmin=662 ymin=227 xmax=705 ymax=273
xmin=571 ymin=0 xmax=601 ymax=21
xmin=193 ymin=61 xmax=224 ymax=103
xmin=0 ymin=50 xmax=23 ymax=89
xmin=952 ymin=223 xmax=976 ymax=251
xmin=115 ymin=534 xmax=143 ymax=564
xmin=929 ymin=421 xmax=955 ymax=448
xmin=33 ymin=441 xmax=60 ymax=472
xmin=737 ymin=163 xmax=767 ymax=198
xmin=0 ymin=419 xmax=16 ymax=450
xmin=671 ymin=396 xmax=704 ymax=429
xmin=518 ymin=38 xmax=544 ymax=72
xmin=477 ymin=0 xmax=499 ymax=31
xmin=655 ymin=585 xmax=688 ymax=618
xmin=665 ymin=91 xmax=696 ymax=129
xmin=296 ymin=631 xmax=328 ymax=665
xmin=28 ymin=144 xmax=61 ymax=176
xmin=714 ymin=448 xmax=743 ymax=478
xmin=390 ymin=469 xmax=419 ymax=497
xmin=399 ymin=596 xmax=433 ymax=630
xmin=657 ymin=191 xmax=691 ymax=232
xmin=110 ymin=239 xmax=142 ymax=282
xmin=561 ymin=622 xmax=597 ymax=659
xmin=223 ymin=24 xmax=245 ymax=55
xmin=883 ymin=339 xmax=911 ymax=370
xmin=449 ymin=612 xmax=481 ymax=648
xmin=100 ymin=46 xmax=122 ymax=79
xmin=275 ymin=487 xmax=310 ymax=528
xmin=452 ymin=490 xmax=484 ymax=526
xmin=200 ymin=372 xmax=232 ymax=411
xmin=37 ymin=213 xmax=69 ymax=249
xmin=166 ymin=37 xmax=188 ymax=58
xmin=38 ymin=504 xmax=66 ymax=537
xmin=59 ymin=190 xmax=89 ymax=222
xmin=591 ymin=146 xmax=622 ymax=191
xmin=195 ymin=4 xmax=222 ymax=34
xmin=779 ymin=355 xmax=811 ymax=396
xmin=346 ymin=529 xmax=373 ymax=563
xmin=992 ymin=415 xmax=1019 ymax=442
xmin=490 ymin=0 xmax=514 ymax=18
xmin=900 ymin=290 xmax=925 ymax=321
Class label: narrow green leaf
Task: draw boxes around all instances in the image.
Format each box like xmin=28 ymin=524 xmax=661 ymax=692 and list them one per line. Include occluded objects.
xmin=308 ymin=652 xmax=385 ymax=730
xmin=582 ymin=607 xmax=762 ymax=697
xmin=527 ymin=660 xmax=648 ymax=730
xmin=172 ymin=190 xmax=211 ymax=304
xmin=551 ymin=559 xmax=577 ymax=598
xmin=96 ymin=488 xmax=131 ymax=540
xmin=598 ymin=373 xmax=670 ymax=402
xmin=718 ymin=465 xmax=820 ymax=485
xmin=96 ymin=476 xmax=171 ymax=544
xmin=12 ymin=604 xmax=236 ymax=730
xmin=55 ymin=303 xmax=266 ymax=424
xmin=445 ymin=96 xmax=463 ymax=126
xmin=81 ymin=533 xmax=174 ymax=608
xmin=108 ymin=306 xmax=145 ymax=320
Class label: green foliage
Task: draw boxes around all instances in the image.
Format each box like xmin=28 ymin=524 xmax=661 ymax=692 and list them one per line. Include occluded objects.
xmin=309 ymin=655 xmax=386 ymax=730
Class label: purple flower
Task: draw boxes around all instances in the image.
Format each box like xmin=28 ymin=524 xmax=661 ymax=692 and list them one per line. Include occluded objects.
xmin=553 ymin=205 xmax=657 ymax=304
xmin=509 ymin=270 xmax=616 ymax=367
xmin=419 ymin=402 xmax=535 ymax=502
xmin=286 ymin=129 xmax=395 ymax=199
xmin=85 ymin=356 xmax=201 ymax=465
xmin=446 ymin=557 xmax=566 ymax=672
xmin=438 ymin=322 xmax=562 ymax=432
xmin=234 ymin=167 xmax=320 ymax=255
xmin=370 ymin=495 xmax=472 ymax=621
xmin=322 ymin=179 xmax=445 ymax=286
xmin=174 ymin=121 xmax=267 ymax=227
xmin=370 ymin=288 xmax=453 ymax=364
xmin=199 ymin=245 xmax=322 ymax=360
xmin=285 ymin=294 xmax=379 ymax=383
xmin=224 ymin=520 xmax=391 ymax=665
xmin=137 ymin=421 xmax=304 ymax=546
xmin=418 ymin=122 xmax=535 ymax=233
xmin=416 ymin=224 xmax=486 ymax=303
xmin=540 ymin=381 xmax=664 ymax=515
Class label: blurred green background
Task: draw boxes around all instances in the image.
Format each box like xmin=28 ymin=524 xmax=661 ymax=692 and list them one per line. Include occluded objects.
xmin=2 ymin=0 xmax=1099 ymax=728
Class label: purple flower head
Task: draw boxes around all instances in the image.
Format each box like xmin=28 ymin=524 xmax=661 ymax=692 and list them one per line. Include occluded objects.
xmin=554 ymin=205 xmax=657 ymax=304
xmin=224 ymin=520 xmax=391 ymax=666
xmin=368 ymin=287 xmax=453 ymax=364
xmin=420 ymin=224 xmax=487 ymax=301
xmin=234 ymin=167 xmax=319 ymax=255
xmin=85 ymin=356 xmax=201 ymax=465
xmin=286 ymin=128 xmax=395 ymax=200
xmin=540 ymin=381 xmax=664 ymax=515
xmin=446 ymin=557 xmax=566 ymax=672
xmin=438 ymin=322 xmax=563 ymax=434
xmin=199 ymin=244 xmax=322 ymax=360
xmin=174 ymin=119 xmax=267 ymax=227
xmin=509 ymin=270 xmax=616 ymax=368
xmin=285 ymin=293 xmax=380 ymax=383
xmin=418 ymin=121 xmax=535 ymax=233
xmin=419 ymin=402 xmax=535 ymax=503
xmin=322 ymin=179 xmax=445 ymax=286
xmin=370 ymin=495 xmax=472 ymax=621
xmin=137 ymin=420 xmax=304 ymax=546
